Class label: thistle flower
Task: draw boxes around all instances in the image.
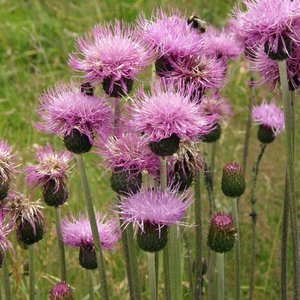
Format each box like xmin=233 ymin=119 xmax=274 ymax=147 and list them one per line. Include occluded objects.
xmin=221 ymin=162 xmax=246 ymax=198
xmin=7 ymin=192 xmax=45 ymax=245
xmin=49 ymin=281 xmax=73 ymax=300
xmin=69 ymin=21 xmax=152 ymax=97
xmin=252 ymin=99 xmax=284 ymax=143
xmin=207 ymin=211 xmax=236 ymax=253
xmin=130 ymin=81 xmax=217 ymax=156
xmin=61 ymin=213 xmax=120 ymax=269
xmin=232 ymin=0 xmax=300 ymax=60
xmin=202 ymin=26 xmax=244 ymax=59
xmin=0 ymin=208 xmax=13 ymax=266
xmin=0 ymin=140 xmax=17 ymax=202
xmin=35 ymin=83 xmax=112 ymax=153
xmin=25 ymin=144 xmax=72 ymax=206
xmin=117 ymin=187 xmax=192 ymax=252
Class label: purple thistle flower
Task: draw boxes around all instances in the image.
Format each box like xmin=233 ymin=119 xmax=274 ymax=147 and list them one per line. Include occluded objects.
xmin=0 ymin=208 xmax=13 ymax=255
xmin=35 ymin=83 xmax=112 ymax=144
xmin=61 ymin=213 xmax=120 ymax=250
xmin=117 ymin=187 xmax=192 ymax=232
xmin=49 ymin=281 xmax=73 ymax=300
xmin=201 ymin=25 xmax=244 ymax=59
xmin=130 ymin=81 xmax=217 ymax=142
xmin=0 ymin=140 xmax=17 ymax=184
xmin=137 ymin=8 xmax=203 ymax=59
xmin=232 ymin=0 xmax=300 ymax=58
xmin=97 ymin=132 xmax=160 ymax=177
xmin=68 ymin=21 xmax=152 ymax=92
xmin=202 ymin=92 xmax=233 ymax=121
xmin=252 ymin=99 xmax=285 ymax=135
xmin=25 ymin=144 xmax=72 ymax=192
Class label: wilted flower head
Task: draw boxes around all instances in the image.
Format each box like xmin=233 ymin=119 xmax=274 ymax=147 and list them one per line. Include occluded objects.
xmin=98 ymin=132 xmax=159 ymax=176
xmin=202 ymin=26 xmax=244 ymax=59
xmin=0 ymin=208 xmax=13 ymax=255
xmin=25 ymin=144 xmax=72 ymax=191
xmin=49 ymin=281 xmax=73 ymax=300
xmin=232 ymin=0 xmax=300 ymax=58
xmin=0 ymin=140 xmax=17 ymax=185
xmin=202 ymin=92 xmax=232 ymax=121
xmin=118 ymin=187 xmax=192 ymax=231
xmin=69 ymin=21 xmax=152 ymax=93
xmin=130 ymin=81 xmax=217 ymax=142
xmin=61 ymin=213 xmax=120 ymax=250
xmin=35 ymin=83 xmax=112 ymax=143
xmin=252 ymin=99 xmax=284 ymax=135
xmin=137 ymin=8 xmax=203 ymax=59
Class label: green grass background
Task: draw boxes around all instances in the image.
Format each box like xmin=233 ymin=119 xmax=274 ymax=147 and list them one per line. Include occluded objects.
xmin=0 ymin=0 xmax=299 ymax=299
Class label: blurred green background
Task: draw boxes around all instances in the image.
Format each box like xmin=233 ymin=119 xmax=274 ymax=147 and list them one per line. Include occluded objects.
xmin=0 ymin=0 xmax=298 ymax=299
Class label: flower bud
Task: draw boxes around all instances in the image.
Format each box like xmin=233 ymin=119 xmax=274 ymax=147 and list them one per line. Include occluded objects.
xmin=79 ymin=244 xmax=97 ymax=270
xmin=16 ymin=219 xmax=44 ymax=245
xmin=221 ymin=162 xmax=246 ymax=197
xmin=264 ymin=35 xmax=292 ymax=61
xmin=155 ymin=56 xmax=174 ymax=77
xmin=257 ymin=124 xmax=275 ymax=144
xmin=201 ymin=123 xmax=221 ymax=143
xmin=149 ymin=134 xmax=180 ymax=157
xmin=0 ymin=177 xmax=9 ymax=202
xmin=170 ymin=161 xmax=194 ymax=192
xmin=64 ymin=129 xmax=92 ymax=154
xmin=49 ymin=281 xmax=73 ymax=300
xmin=207 ymin=212 xmax=236 ymax=253
xmin=42 ymin=180 xmax=68 ymax=207
xmin=102 ymin=77 xmax=133 ymax=97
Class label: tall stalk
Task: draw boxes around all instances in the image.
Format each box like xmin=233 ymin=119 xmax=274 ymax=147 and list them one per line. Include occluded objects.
xmin=217 ymin=253 xmax=224 ymax=300
xmin=88 ymin=271 xmax=95 ymax=300
xmin=278 ymin=60 xmax=300 ymax=299
xmin=160 ymin=157 xmax=171 ymax=300
xmin=232 ymin=198 xmax=240 ymax=300
xmin=55 ymin=206 xmax=67 ymax=281
xmin=2 ymin=256 xmax=11 ymax=300
xmin=248 ymin=143 xmax=266 ymax=300
xmin=183 ymin=230 xmax=194 ymax=295
xmin=29 ymin=245 xmax=35 ymax=300
xmin=148 ymin=253 xmax=157 ymax=300
xmin=194 ymin=169 xmax=202 ymax=300
xmin=76 ymin=154 xmax=109 ymax=300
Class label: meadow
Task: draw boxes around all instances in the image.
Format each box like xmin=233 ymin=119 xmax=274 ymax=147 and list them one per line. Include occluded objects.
xmin=0 ymin=0 xmax=299 ymax=299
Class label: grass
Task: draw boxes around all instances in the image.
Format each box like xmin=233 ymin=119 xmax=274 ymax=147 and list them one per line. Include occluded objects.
xmin=0 ymin=0 xmax=299 ymax=299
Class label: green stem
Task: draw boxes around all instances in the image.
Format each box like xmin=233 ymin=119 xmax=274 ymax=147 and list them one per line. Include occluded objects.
xmin=2 ymin=256 xmax=11 ymax=300
xmin=155 ymin=252 xmax=159 ymax=300
xmin=183 ymin=230 xmax=194 ymax=295
xmin=76 ymin=154 xmax=109 ymax=300
xmin=29 ymin=245 xmax=35 ymax=300
xmin=204 ymin=162 xmax=216 ymax=215
xmin=210 ymin=142 xmax=216 ymax=184
xmin=88 ymin=271 xmax=95 ymax=300
xmin=278 ymin=60 xmax=300 ymax=299
xmin=232 ymin=198 xmax=240 ymax=300
xmin=217 ymin=253 xmax=224 ymax=300
xmin=194 ymin=169 xmax=202 ymax=300
xmin=160 ymin=157 xmax=171 ymax=300
xmin=55 ymin=206 xmax=67 ymax=281
xmin=148 ymin=253 xmax=157 ymax=300
xmin=248 ymin=143 xmax=266 ymax=300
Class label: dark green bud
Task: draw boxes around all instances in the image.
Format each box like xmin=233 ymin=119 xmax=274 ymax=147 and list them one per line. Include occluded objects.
xmin=149 ymin=134 xmax=180 ymax=157
xmin=79 ymin=245 xmax=97 ymax=270
xmin=64 ymin=129 xmax=92 ymax=154
xmin=201 ymin=123 xmax=221 ymax=143
xmin=42 ymin=180 xmax=68 ymax=207
xmin=257 ymin=124 xmax=275 ymax=144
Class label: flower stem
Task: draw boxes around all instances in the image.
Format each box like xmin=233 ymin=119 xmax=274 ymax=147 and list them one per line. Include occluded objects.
xmin=232 ymin=198 xmax=240 ymax=300
xmin=76 ymin=154 xmax=109 ymax=300
xmin=210 ymin=142 xmax=216 ymax=184
xmin=194 ymin=169 xmax=202 ymax=300
xmin=55 ymin=206 xmax=67 ymax=281
xmin=278 ymin=59 xmax=300 ymax=299
xmin=29 ymin=244 xmax=35 ymax=300
xmin=248 ymin=143 xmax=266 ymax=300
xmin=88 ymin=270 xmax=95 ymax=300
xmin=160 ymin=157 xmax=171 ymax=300
xmin=2 ymin=256 xmax=11 ymax=300
xmin=204 ymin=162 xmax=216 ymax=215
xmin=148 ymin=253 xmax=157 ymax=300
xmin=183 ymin=230 xmax=194 ymax=295
xmin=217 ymin=253 xmax=224 ymax=300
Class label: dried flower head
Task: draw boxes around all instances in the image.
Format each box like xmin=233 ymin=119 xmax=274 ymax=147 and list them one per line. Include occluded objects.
xmin=69 ymin=21 xmax=152 ymax=94
xmin=61 ymin=213 xmax=120 ymax=250
xmin=35 ymin=83 xmax=112 ymax=144
xmin=130 ymin=81 xmax=217 ymax=142
xmin=0 ymin=208 xmax=13 ymax=256
xmin=49 ymin=281 xmax=73 ymax=300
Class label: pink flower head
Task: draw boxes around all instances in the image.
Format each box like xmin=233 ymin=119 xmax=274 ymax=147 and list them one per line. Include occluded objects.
xmin=130 ymin=81 xmax=217 ymax=142
xmin=68 ymin=21 xmax=152 ymax=90
xmin=61 ymin=213 xmax=120 ymax=250
xmin=232 ymin=0 xmax=300 ymax=56
xmin=0 ymin=208 xmax=13 ymax=254
xmin=25 ymin=144 xmax=72 ymax=191
xmin=211 ymin=211 xmax=234 ymax=228
xmin=251 ymin=45 xmax=300 ymax=90
xmin=252 ymin=99 xmax=284 ymax=135
xmin=202 ymin=92 xmax=233 ymax=121
xmin=49 ymin=281 xmax=73 ymax=300
xmin=137 ymin=8 xmax=203 ymax=59
xmin=97 ymin=132 xmax=159 ymax=176
xmin=201 ymin=25 xmax=244 ymax=59
xmin=117 ymin=187 xmax=192 ymax=232
xmin=35 ymin=83 xmax=112 ymax=143
xmin=0 ymin=140 xmax=17 ymax=183
xmin=162 ymin=54 xmax=226 ymax=91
